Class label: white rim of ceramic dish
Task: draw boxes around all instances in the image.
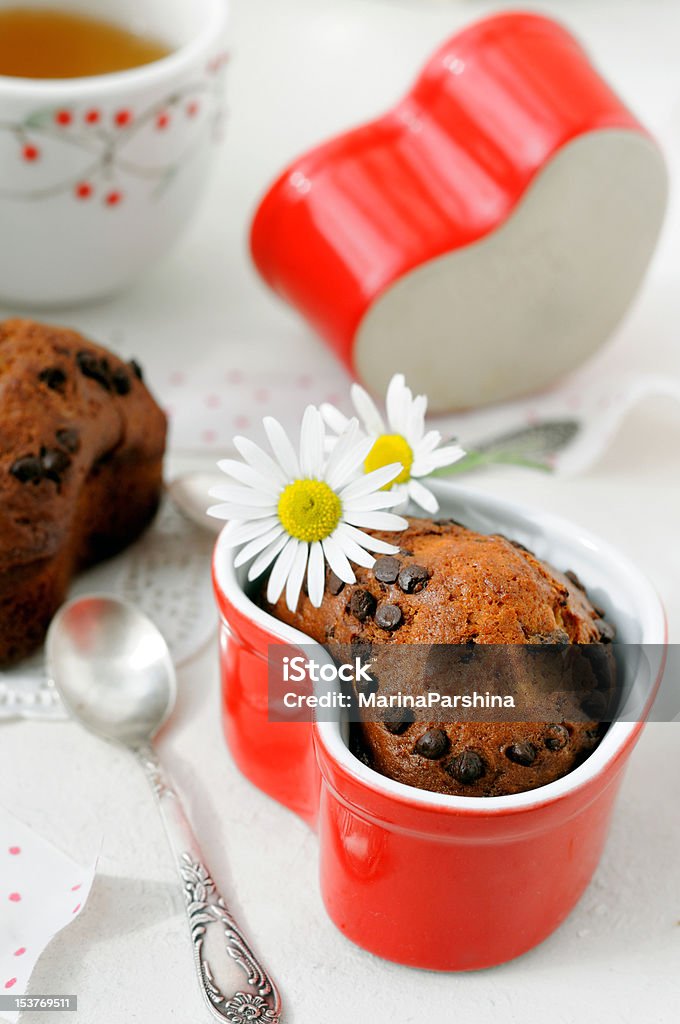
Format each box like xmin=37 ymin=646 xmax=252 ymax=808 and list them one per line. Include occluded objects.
xmin=0 ymin=0 xmax=228 ymax=97
xmin=214 ymin=481 xmax=667 ymax=815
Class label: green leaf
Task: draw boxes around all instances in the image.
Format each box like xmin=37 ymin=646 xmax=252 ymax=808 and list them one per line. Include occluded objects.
xmin=23 ymin=108 xmax=57 ymax=130
xmin=434 ymin=450 xmax=554 ymax=476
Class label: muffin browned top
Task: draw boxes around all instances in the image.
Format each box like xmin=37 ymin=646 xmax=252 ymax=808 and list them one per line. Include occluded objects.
xmin=265 ymin=517 xmax=605 ymax=646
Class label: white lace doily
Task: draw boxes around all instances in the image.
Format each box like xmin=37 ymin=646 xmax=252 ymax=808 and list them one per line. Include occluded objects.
xmin=0 ymin=495 xmax=217 ymax=721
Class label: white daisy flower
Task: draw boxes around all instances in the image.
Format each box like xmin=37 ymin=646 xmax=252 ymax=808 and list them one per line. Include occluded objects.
xmin=321 ymin=374 xmax=465 ymax=515
xmin=208 ymin=406 xmax=408 ymax=612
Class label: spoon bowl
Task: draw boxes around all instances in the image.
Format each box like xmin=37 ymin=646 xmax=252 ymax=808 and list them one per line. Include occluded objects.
xmin=46 ymin=595 xmax=176 ymax=748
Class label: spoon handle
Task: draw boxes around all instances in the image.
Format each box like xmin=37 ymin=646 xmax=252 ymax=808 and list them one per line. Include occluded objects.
xmin=136 ymin=744 xmax=282 ymax=1023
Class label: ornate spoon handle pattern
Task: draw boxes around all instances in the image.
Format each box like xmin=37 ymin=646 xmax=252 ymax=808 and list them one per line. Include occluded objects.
xmin=136 ymin=744 xmax=282 ymax=1023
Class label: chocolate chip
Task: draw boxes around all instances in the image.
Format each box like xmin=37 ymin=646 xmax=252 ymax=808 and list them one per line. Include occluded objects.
xmin=327 ymin=571 xmax=345 ymax=596
xmin=55 ymin=428 xmax=80 ymax=453
xmin=375 ymin=604 xmax=402 ymax=632
xmin=76 ymin=350 xmax=111 ymax=390
xmin=399 ymin=548 xmax=413 ymax=557
xmin=506 ymin=742 xmax=537 ymax=767
xmin=38 ymin=366 xmax=67 ymax=392
xmin=9 ymin=455 xmax=43 ymax=484
xmin=447 ymin=749 xmax=485 ymax=784
xmin=111 ymin=368 xmax=131 ymax=395
xmin=373 ymin=556 xmax=400 ymax=584
xmin=41 ymin=447 xmax=71 ymax=481
xmin=349 ymin=589 xmax=376 ymax=622
xmin=383 ymin=708 xmax=415 ymax=735
xmin=565 ymin=569 xmax=586 ymax=592
xmin=415 ymin=729 xmax=449 ymax=760
xmin=397 ymin=564 xmax=430 ymax=594
xmin=596 ymin=618 xmax=615 ymax=643
xmin=459 ymin=639 xmax=476 ymax=664
xmin=545 ymin=724 xmax=569 ymax=751
xmin=129 ymin=358 xmax=143 ymax=380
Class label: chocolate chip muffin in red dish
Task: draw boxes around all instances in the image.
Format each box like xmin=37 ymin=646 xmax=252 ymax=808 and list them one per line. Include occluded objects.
xmin=0 ymin=319 xmax=166 ymax=665
xmin=264 ymin=517 xmax=616 ymax=798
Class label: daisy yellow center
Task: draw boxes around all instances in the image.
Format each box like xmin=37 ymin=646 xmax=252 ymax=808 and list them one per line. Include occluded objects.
xmin=277 ymin=479 xmax=342 ymax=543
xmin=364 ymin=433 xmax=413 ymax=487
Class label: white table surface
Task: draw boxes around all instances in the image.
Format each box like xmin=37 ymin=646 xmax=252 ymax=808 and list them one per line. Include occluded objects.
xmin=1 ymin=1 xmax=679 ymax=1022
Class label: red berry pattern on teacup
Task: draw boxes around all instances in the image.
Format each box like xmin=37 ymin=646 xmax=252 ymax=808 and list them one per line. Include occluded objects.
xmin=0 ymin=52 xmax=228 ymax=206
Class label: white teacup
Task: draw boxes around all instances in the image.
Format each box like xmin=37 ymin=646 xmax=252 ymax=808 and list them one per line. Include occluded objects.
xmin=0 ymin=0 xmax=228 ymax=306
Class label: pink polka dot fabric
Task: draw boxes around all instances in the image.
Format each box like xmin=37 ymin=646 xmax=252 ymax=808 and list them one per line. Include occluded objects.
xmin=160 ymin=361 xmax=680 ymax=477
xmin=0 ymin=808 xmax=96 ymax=1022
xmin=165 ymin=366 xmax=353 ymax=452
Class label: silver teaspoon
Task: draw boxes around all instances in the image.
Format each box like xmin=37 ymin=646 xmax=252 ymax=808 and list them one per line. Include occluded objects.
xmin=46 ymin=595 xmax=282 ymax=1023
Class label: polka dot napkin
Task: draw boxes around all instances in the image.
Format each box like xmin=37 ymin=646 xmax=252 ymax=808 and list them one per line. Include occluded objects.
xmin=0 ymin=809 xmax=96 ymax=1023
xmin=161 ymin=362 xmax=680 ymax=475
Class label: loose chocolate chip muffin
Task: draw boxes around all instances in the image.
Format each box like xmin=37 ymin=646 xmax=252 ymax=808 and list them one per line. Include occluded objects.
xmin=0 ymin=319 xmax=166 ymax=664
xmin=264 ymin=517 xmax=616 ymax=797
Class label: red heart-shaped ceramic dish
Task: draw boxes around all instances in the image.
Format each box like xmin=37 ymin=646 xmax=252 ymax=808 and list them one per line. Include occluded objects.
xmin=250 ymin=12 xmax=667 ymax=412
xmin=212 ymin=482 xmax=666 ymax=970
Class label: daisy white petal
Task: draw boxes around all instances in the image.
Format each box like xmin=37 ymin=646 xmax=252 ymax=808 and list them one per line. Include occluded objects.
xmin=350 ymin=383 xmax=385 ymax=435
xmin=359 ymin=462 xmax=405 ymax=498
xmin=324 ymin=418 xmax=359 ymax=486
xmin=208 ymin=501 xmax=277 ymax=520
xmin=207 ymin=503 xmax=232 ymax=521
xmin=234 ymin=525 xmax=285 ymax=567
xmin=263 ymin=417 xmax=300 ymax=478
xmin=412 ymin=430 xmax=442 ymax=462
xmin=413 ymin=443 xmax=466 ymax=474
xmin=408 ymin=478 xmax=440 ymax=514
xmin=329 ymin=526 xmax=375 ymax=568
xmin=405 ymin=394 xmax=427 ymax=447
xmin=216 ymin=517 xmax=280 ymax=545
xmin=386 ymin=373 xmax=409 ymax=434
xmin=320 ymin=403 xmax=351 ymax=435
xmin=343 ymin=491 xmax=408 ymax=512
xmin=208 ymin=482 xmax=279 ymax=506
xmin=233 ymin=435 xmax=288 ymax=487
xmin=247 ymin=532 xmax=289 ymax=580
xmin=267 ymin=537 xmax=299 ymax=605
xmin=337 ymin=522 xmax=402 ymax=555
xmin=307 ymin=541 xmax=326 ymax=607
xmin=389 ymin=484 xmax=411 ymax=513
xmin=216 ymin=458 xmax=280 ymax=496
xmin=326 ymin=435 xmax=375 ymax=491
xmin=340 ymin=462 xmax=403 ymax=500
xmin=321 ymin=534 xmax=356 ymax=584
xmin=299 ymin=405 xmax=325 ymax=478
xmin=286 ymin=541 xmax=309 ymax=612
xmin=343 ymin=510 xmax=409 ymax=531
